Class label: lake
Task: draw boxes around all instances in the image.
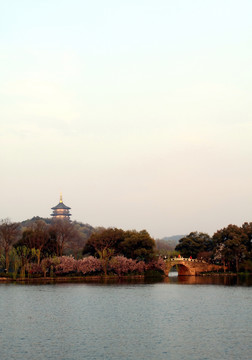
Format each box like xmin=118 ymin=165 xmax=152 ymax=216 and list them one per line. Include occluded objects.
xmin=0 ymin=275 xmax=251 ymax=360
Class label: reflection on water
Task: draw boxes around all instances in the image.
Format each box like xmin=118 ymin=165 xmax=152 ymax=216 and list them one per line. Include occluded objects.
xmin=0 ymin=276 xmax=251 ymax=360
xmin=7 ymin=274 xmax=252 ymax=287
xmin=167 ymin=270 xmax=252 ymax=286
xmin=166 ymin=274 xmax=252 ymax=286
xmin=168 ymin=270 xmax=179 ymax=277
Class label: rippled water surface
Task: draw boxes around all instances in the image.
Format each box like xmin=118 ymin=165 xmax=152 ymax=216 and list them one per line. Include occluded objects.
xmin=0 ymin=277 xmax=251 ymax=360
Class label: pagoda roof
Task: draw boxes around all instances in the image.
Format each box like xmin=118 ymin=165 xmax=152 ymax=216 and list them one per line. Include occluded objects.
xmin=50 ymin=212 xmax=72 ymax=217
xmin=51 ymin=202 xmax=71 ymax=210
xmin=51 ymin=195 xmax=71 ymax=210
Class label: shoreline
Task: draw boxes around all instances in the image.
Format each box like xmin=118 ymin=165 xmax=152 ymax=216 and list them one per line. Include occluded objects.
xmin=1 ymin=272 xmax=250 ymax=283
xmin=0 ymin=275 xmax=146 ymax=283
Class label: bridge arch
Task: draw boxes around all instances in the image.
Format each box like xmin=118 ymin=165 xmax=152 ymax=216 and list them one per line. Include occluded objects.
xmin=164 ymin=257 xmax=226 ymax=276
xmin=167 ymin=263 xmax=193 ymax=276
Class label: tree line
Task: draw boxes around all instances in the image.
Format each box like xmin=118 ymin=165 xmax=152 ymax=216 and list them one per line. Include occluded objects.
xmin=0 ymin=217 xmax=251 ymax=277
xmin=0 ymin=218 xmax=162 ymax=278
xmin=174 ymin=223 xmax=252 ymax=272
xmin=0 ymin=218 xmax=92 ymax=273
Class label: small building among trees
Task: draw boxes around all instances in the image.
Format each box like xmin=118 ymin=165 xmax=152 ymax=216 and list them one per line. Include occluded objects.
xmin=51 ymin=194 xmax=71 ymax=220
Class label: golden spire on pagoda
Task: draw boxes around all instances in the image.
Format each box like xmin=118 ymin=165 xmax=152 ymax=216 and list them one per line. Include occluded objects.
xmin=60 ymin=193 xmax=63 ymax=203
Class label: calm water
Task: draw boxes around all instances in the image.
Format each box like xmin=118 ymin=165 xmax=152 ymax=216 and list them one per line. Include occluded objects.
xmin=0 ymin=276 xmax=251 ymax=360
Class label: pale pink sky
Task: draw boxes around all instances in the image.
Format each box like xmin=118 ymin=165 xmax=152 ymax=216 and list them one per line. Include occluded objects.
xmin=1 ymin=1 xmax=252 ymax=238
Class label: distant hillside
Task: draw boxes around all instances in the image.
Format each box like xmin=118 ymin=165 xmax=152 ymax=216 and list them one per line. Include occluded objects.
xmin=161 ymin=235 xmax=185 ymax=242
xmin=156 ymin=235 xmax=185 ymax=251
xmin=20 ymin=216 xmax=52 ymax=228
xmin=20 ymin=216 xmax=96 ymax=239
xmin=19 ymin=218 xmax=185 ymax=252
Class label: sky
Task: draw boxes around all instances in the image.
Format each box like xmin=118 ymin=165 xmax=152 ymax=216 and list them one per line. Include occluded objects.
xmin=0 ymin=0 xmax=252 ymax=239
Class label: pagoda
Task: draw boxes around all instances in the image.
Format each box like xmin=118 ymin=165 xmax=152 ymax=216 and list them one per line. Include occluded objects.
xmin=51 ymin=194 xmax=71 ymax=220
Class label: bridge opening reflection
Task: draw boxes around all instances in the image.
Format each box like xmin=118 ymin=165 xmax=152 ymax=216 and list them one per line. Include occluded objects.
xmin=168 ymin=265 xmax=178 ymax=277
xmin=167 ymin=263 xmax=193 ymax=276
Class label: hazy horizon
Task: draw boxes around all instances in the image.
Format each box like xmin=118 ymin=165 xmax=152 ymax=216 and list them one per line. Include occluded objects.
xmin=1 ymin=1 xmax=251 ymax=239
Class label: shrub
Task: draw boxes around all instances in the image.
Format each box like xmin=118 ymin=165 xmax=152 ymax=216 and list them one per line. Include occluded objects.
xmin=146 ymin=257 xmax=166 ymax=273
xmin=55 ymin=256 xmax=77 ymax=275
xmin=41 ymin=257 xmax=60 ymax=277
xmin=29 ymin=263 xmax=43 ymax=275
xmin=109 ymin=256 xmax=146 ymax=276
xmin=77 ymin=256 xmax=102 ymax=275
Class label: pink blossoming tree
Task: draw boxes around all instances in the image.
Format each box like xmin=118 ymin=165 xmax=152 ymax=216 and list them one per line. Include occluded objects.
xmin=109 ymin=256 xmax=146 ymax=276
xmin=77 ymin=256 xmax=102 ymax=275
xmin=55 ymin=256 xmax=77 ymax=274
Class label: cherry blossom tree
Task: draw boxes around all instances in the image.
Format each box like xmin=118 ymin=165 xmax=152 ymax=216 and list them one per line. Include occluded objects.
xmin=77 ymin=256 xmax=102 ymax=275
xmin=55 ymin=256 xmax=77 ymax=274
xmin=146 ymin=257 xmax=166 ymax=272
xmin=109 ymin=256 xmax=146 ymax=276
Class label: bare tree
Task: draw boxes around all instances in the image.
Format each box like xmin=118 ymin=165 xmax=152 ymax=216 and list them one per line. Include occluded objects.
xmin=50 ymin=219 xmax=77 ymax=256
xmin=0 ymin=219 xmax=20 ymax=271
xmin=27 ymin=220 xmax=49 ymax=263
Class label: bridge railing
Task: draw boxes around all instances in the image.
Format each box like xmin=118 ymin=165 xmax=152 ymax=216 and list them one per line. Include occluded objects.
xmin=167 ymin=257 xmax=206 ymax=263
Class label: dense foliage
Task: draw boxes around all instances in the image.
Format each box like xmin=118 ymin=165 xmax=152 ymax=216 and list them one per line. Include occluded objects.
xmin=19 ymin=217 xmax=97 ymax=257
xmin=0 ymin=253 xmax=165 ymax=278
xmin=0 ymin=217 xmax=252 ymax=276
xmin=175 ymin=232 xmax=213 ymax=259
xmin=213 ymin=224 xmax=251 ymax=272
xmin=83 ymin=228 xmax=156 ymax=261
xmin=175 ymin=224 xmax=252 ymax=272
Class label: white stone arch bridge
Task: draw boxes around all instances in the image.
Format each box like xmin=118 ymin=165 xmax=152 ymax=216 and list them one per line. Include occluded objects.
xmin=164 ymin=258 xmax=225 ymax=276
